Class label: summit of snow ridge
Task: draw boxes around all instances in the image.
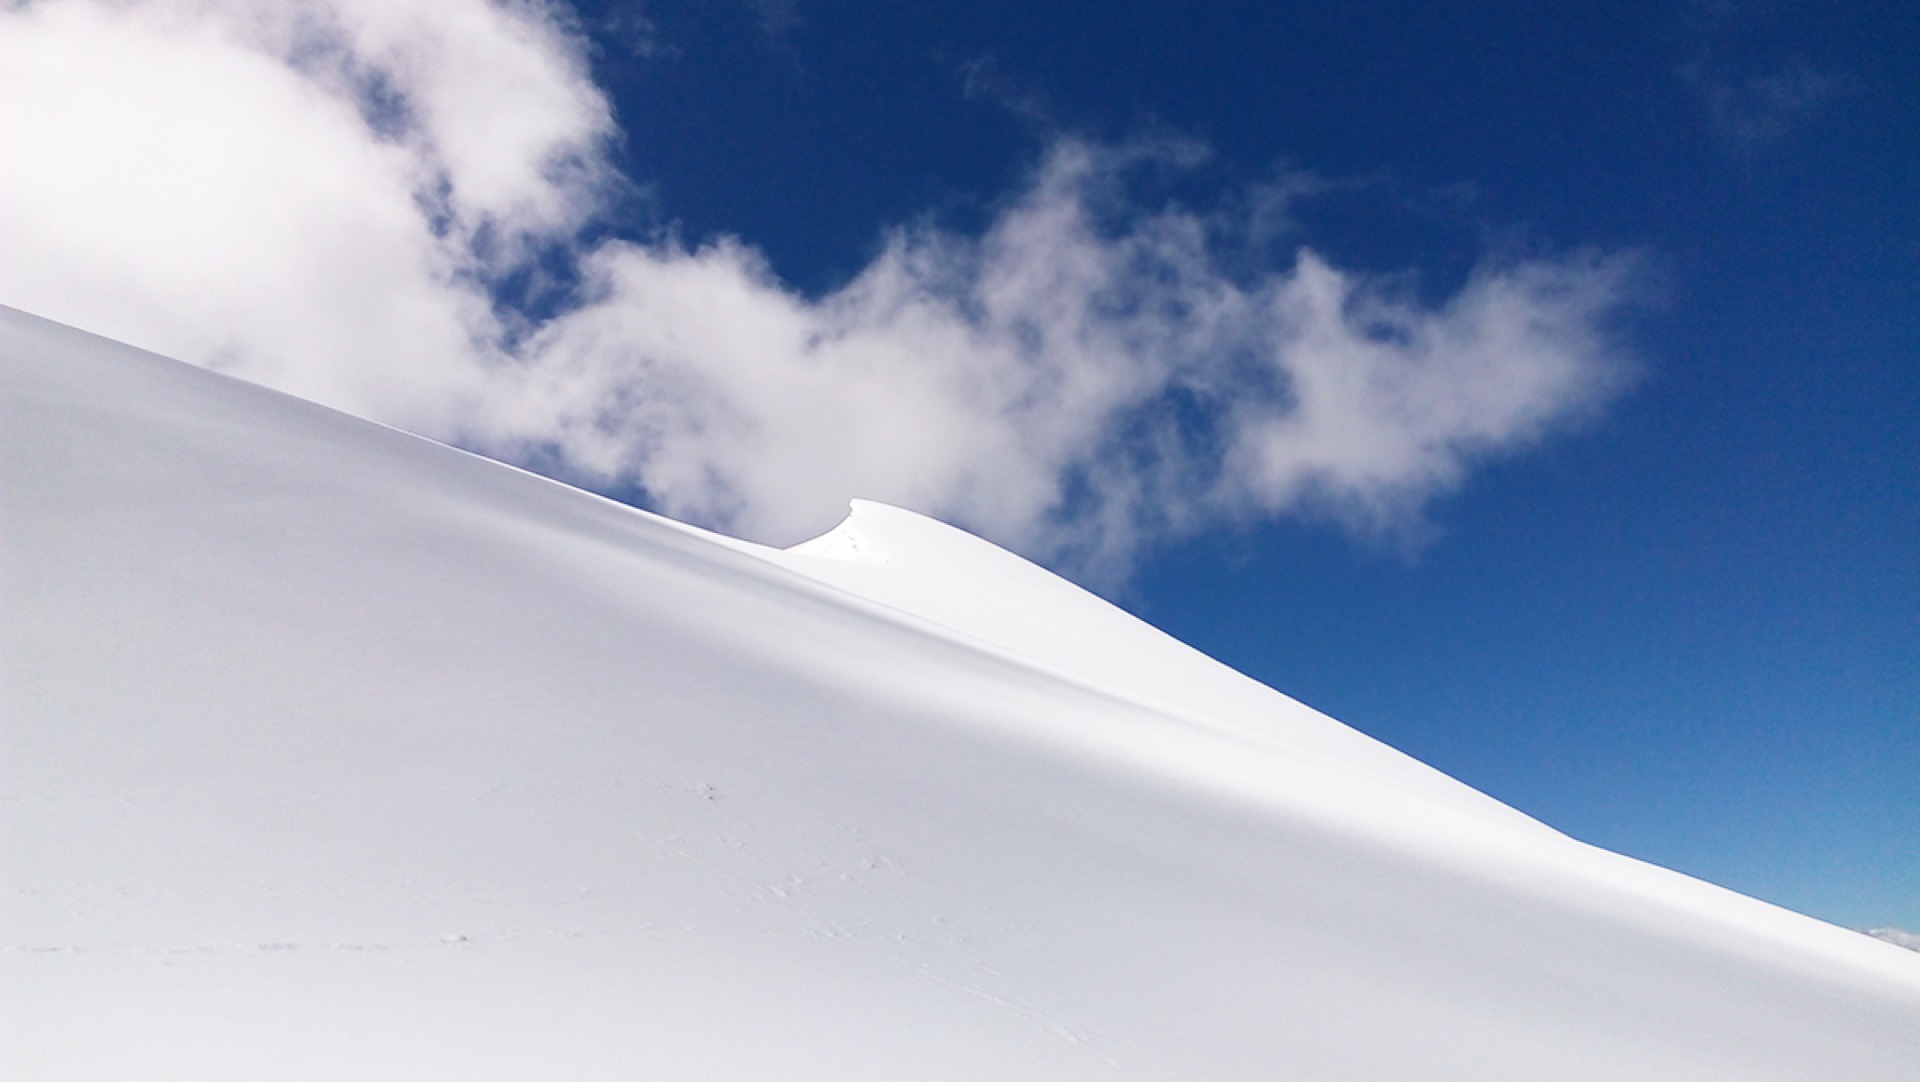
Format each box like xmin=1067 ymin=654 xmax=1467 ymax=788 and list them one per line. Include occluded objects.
xmin=769 ymin=500 xmax=1539 ymax=823
xmin=786 ymin=499 xmax=1052 ymax=574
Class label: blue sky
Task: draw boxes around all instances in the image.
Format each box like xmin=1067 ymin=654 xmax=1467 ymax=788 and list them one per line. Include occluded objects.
xmin=570 ymin=0 xmax=1918 ymax=929
xmin=1 ymin=0 xmax=1913 ymax=931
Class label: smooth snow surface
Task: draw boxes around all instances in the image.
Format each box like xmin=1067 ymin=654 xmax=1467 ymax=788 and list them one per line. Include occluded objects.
xmin=4 ymin=304 xmax=1918 ymax=1079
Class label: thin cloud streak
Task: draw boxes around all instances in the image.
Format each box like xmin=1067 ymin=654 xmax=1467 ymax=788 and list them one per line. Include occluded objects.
xmin=0 ymin=0 xmax=1645 ymax=578
xmin=1675 ymin=0 xmax=1845 ymax=155
xmin=1683 ymin=58 xmax=1841 ymax=152
xmin=1867 ymin=928 xmax=1920 ymax=953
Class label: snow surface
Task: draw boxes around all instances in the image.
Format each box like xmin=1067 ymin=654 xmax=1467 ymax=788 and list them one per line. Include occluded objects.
xmin=3 ymin=303 xmax=1917 ymax=1079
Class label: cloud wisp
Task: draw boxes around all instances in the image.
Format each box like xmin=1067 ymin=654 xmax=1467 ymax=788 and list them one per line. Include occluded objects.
xmin=1676 ymin=0 xmax=1845 ymax=155
xmin=1683 ymin=58 xmax=1841 ymax=153
xmin=1867 ymin=928 xmax=1920 ymax=953
xmin=0 ymin=0 xmax=1644 ymax=578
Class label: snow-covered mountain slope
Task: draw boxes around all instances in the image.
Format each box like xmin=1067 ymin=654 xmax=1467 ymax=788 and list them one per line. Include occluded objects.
xmin=774 ymin=500 xmax=1537 ymax=824
xmin=3 ymin=303 xmax=1917 ymax=1080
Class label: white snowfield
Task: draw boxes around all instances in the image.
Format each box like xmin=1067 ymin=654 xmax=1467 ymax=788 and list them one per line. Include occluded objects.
xmin=3 ymin=304 xmax=1917 ymax=1080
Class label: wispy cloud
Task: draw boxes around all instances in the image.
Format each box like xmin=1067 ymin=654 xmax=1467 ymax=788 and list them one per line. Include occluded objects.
xmin=592 ymin=6 xmax=674 ymax=65
xmin=747 ymin=0 xmax=802 ymax=43
xmin=1676 ymin=0 xmax=1845 ymax=154
xmin=1683 ymin=58 xmax=1841 ymax=153
xmin=1867 ymin=928 xmax=1920 ymax=953
xmin=0 ymin=0 xmax=1646 ymax=579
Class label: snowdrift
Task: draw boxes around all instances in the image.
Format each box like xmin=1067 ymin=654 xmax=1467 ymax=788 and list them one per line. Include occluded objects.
xmin=4 ymin=304 xmax=1917 ymax=1079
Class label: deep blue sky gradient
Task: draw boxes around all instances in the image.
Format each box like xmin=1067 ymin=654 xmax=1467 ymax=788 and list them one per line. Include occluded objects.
xmin=571 ymin=0 xmax=1917 ymax=930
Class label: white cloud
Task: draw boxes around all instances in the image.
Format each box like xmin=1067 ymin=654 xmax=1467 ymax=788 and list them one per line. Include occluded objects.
xmin=0 ymin=0 xmax=1645 ymax=579
xmin=1867 ymin=928 xmax=1920 ymax=953
xmin=0 ymin=0 xmax=607 ymax=430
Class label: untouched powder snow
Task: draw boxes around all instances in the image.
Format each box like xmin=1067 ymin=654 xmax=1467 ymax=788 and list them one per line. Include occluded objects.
xmin=3 ymin=303 xmax=1918 ymax=1079
xmin=774 ymin=500 xmax=1541 ymax=823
